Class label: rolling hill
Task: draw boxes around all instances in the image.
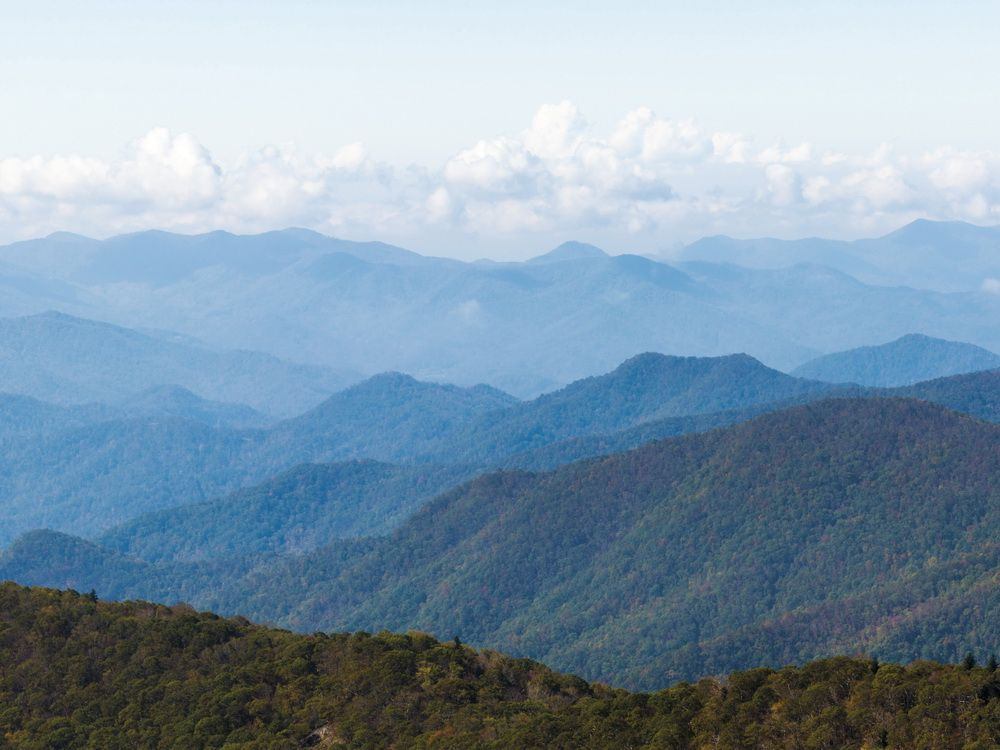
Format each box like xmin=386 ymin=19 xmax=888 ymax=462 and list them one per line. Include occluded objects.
xmin=0 ymin=353 xmax=838 ymax=544
xmin=4 ymin=350 xmax=1000 ymax=550
xmin=96 ymin=461 xmax=474 ymax=562
xmin=8 ymin=398 xmax=1000 ymax=690
xmin=0 ymin=311 xmax=357 ymax=416
xmin=792 ymin=333 xmax=1000 ymax=386
xmin=2 ymin=584 xmax=997 ymax=748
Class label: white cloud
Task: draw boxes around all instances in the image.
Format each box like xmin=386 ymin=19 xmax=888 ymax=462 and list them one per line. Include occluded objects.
xmin=1 ymin=103 xmax=999 ymax=250
xmin=523 ymin=100 xmax=587 ymax=160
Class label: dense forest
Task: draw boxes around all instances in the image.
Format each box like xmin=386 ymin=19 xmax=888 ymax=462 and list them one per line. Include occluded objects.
xmin=7 ymin=397 xmax=1000 ymax=690
xmin=3 ymin=583 xmax=1000 ymax=749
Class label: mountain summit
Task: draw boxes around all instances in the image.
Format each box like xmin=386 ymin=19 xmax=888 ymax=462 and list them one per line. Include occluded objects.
xmin=792 ymin=333 xmax=1000 ymax=387
xmin=528 ymin=241 xmax=610 ymax=263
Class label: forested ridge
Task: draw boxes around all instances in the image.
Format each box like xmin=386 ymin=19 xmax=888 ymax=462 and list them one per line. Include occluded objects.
xmin=8 ymin=397 xmax=1000 ymax=690
xmin=3 ymin=583 xmax=1000 ymax=749
xmin=3 ymin=348 xmax=1000 ymax=547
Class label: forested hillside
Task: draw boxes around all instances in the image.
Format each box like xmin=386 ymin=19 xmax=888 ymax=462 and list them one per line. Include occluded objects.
xmin=8 ymin=398 xmax=1000 ymax=690
xmin=96 ymin=461 xmax=474 ymax=562
xmin=2 ymin=583 xmax=1000 ymax=749
xmin=0 ymin=353 xmax=839 ymax=544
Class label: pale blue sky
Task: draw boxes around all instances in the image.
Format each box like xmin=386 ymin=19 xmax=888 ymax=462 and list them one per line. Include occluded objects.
xmin=1 ymin=1 xmax=998 ymax=253
xmin=3 ymin=0 xmax=997 ymax=161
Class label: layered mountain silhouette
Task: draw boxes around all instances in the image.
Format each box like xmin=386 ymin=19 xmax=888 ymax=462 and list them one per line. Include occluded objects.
xmin=0 ymin=352 xmax=842 ymax=543
xmin=679 ymin=219 xmax=1000 ymax=292
xmin=0 ymin=311 xmax=357 ymax=416
xmin=7 ymin=397 xmax=1000 ymax=690
xmin=3 ymin=348 xmax=1000 ymax=546
xmin=3 ymin=221 xmax=1000 ymax=395
xmin=96 ymin=461 xmax=475 ymax=562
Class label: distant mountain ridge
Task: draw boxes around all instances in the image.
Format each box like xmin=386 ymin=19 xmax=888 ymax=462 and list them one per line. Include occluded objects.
xmin=527 ymin=240 xmax=609 ymax=263
xmin=3 ymin=221 xmax=1000 ymax=394
xmin=679 ymin=218 xmax=1000 ymax=292
xmin=0 ymin=311 xmax=357 ymax=416
xmin=792 ymin=333 xmax=1000 ymax=386
xmin=96 ymin=461 xmax=474 ymax=562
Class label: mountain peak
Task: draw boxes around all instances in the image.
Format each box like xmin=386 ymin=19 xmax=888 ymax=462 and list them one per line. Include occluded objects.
xmin=792 ymin=333 xmax=1000 ymax=387
xmin=528 ymin=241 xmax=610 ymax=264
xmin=881 ymin=218 xmax=998 ymax=243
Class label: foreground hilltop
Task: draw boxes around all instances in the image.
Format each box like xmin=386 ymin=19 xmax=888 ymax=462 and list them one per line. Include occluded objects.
xmin=1 ymin=583 xmax=999 ymax=748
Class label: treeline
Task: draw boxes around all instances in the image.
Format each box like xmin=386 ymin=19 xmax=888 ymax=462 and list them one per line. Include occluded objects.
xmin=2 ymin=583 xmax=1000 ymax=748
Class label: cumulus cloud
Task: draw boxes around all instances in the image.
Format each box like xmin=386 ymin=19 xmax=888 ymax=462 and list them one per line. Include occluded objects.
xmin=1 ymin=103 xmax=999 ymax=249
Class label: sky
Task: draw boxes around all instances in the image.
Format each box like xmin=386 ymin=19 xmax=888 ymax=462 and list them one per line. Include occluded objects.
xmin=1 ymin=0 xmax=998 ymax=258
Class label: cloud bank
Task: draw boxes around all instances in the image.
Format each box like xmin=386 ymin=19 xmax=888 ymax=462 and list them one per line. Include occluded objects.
xmin=1 ymin=102 xmax=999 ymax=255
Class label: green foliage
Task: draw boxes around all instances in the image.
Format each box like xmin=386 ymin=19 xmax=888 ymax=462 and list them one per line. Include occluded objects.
xmin=96 ymin=461 xmax=472 ymax=562
xmin=2 ymin=583 xmax=1000 ymax=749
xmin=9 ymin=398 xmax=1000 ymax=691
xmin=892 ymin=369 xmax=1000 ymax=422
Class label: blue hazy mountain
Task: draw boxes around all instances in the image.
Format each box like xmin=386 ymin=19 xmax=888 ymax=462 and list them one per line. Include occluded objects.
xmin=115 ymin=385 xmax=273 ymax=429
xmin=0 ymin=394 xmax=118 ymax=442
xmin=792 ymin=333 xmax=1000 ymax=386
xmin=0 ymin=353 xmax=832 ymax=544
xmin=4 ymin=348 xmax=1000 ymax=547
xmin=3 ymin=344 xmax=998 ymax=553
xmin=0 ymin=387 xmax=269 ymax=442
xmin=526 ymin=240 xmax=610 ymax=263
xmin=0 ymin=370 xmax=518 ymax=543
xmin=0 ymin=228 xmax=429 ymax=285
xmin=419 ymin=352 xmax=836 ymax=465
xmin=4 ymin=222 xmax=1000 ymax=395
xmin=0 ymin=311 xmax=357 ymax=416
xmin=679 ymin=219 xmax=1000 ymax=292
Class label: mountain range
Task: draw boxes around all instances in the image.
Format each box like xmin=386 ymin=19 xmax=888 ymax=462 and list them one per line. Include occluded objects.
xmin=0 ymin=311 xmax=356 ymax=416
xmin=3 ymin=218 xmax=1000 ymax=702
xmin=2 ymin=220 xmax=1000 ymax=395
xmin=8 ymin=397 xmax=1000 ymax=690
xmin=3 ymin=344 xmax=1000 ymax=547
xmin=678 ymin=218 xmax=1000 ymax=293
xmin=0 ymin=351 xmax=837 ymax=544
